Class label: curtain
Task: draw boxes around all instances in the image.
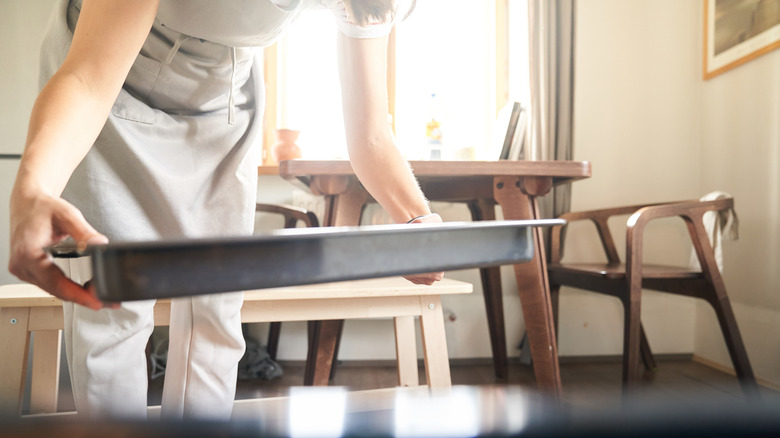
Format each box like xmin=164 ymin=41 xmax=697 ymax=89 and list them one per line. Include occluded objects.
xmin=526 ymin=0 xmax=576 ymax=219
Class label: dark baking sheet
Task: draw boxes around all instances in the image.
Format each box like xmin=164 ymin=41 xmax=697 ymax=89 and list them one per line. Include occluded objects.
xmin=61 ymin=220 xmax=563 ymax=302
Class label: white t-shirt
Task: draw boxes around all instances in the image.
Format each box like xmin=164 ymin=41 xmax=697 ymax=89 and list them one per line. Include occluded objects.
xmin=156 ymin=0 xmax=402 ymax=48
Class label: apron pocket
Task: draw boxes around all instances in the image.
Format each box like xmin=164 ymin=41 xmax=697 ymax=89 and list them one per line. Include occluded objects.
xmin=126 ymin=52 xmax=163 ymax=99
xmin=111 ymin=52 xmax=162 ymax=125
xmin=111 ymin=89 xmax=157 ymax=125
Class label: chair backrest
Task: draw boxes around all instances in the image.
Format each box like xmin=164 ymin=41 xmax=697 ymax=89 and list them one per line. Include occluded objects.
xmin=550 ymin=202 xmax=683 ymax=265
xmin=625 ymin=197 xmax=734 ymax=276
xmin=256 ymin=203 xmax=319 ymax=229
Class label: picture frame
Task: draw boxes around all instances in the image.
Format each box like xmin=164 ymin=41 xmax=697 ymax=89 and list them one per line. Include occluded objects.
xmin=703 ymin=0 xmax=780 ymax=80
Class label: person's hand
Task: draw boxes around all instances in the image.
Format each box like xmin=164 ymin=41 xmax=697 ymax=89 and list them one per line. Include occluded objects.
xmin=8 ymin=191 xmax=113 ymax=310
xmin=403 ymin=213 xmax=445 ymax=286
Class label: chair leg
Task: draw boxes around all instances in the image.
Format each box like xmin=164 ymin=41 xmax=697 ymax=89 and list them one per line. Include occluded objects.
xmin=708 ymin=294 xmax=760 ymax=400
xmin=267 ymin=322 xmax=282 ymax=361
xmin=328 ymin=320 xmax=346 ymax=380
xmin=550 ymin=283 xmax=561 ymax=343
xmin=479 ymin=266 xmax=508 ymax=379
xmin=304 ymin=320 xmax=341 ymax=386
xmin=639 ymin=324 xmax=657 ymax=371
xmin=622 ymin=294 xmax=643 ymax=390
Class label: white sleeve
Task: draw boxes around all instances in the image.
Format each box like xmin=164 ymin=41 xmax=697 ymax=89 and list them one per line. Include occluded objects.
xmin=320 ymin=0 xmax=406 ymax=38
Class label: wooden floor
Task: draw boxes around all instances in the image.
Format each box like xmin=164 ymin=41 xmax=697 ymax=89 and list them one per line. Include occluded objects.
xmin=48 ymin=356 xmax=777 ymax=414
xmin=24 ymin=358 xmax=780 ymax=437
xmin=142 ymin=357 xmax=777 ymax=413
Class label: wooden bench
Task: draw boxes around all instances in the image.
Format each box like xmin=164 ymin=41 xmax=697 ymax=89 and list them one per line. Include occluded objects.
xmin=0 ymin=277 xmax=472 ymax=416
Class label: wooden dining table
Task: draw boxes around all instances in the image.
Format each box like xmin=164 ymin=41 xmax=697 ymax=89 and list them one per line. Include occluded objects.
xmin=272 ymin=160 xmax=591 ymax=395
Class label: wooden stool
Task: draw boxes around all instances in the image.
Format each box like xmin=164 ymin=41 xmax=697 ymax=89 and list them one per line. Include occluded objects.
xmin=0 ymin=277 xmax=471 ymax=416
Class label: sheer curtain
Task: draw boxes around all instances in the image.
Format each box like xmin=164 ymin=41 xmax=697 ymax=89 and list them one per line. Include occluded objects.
xmin=527 ymin=0 xmax=576 ymax=219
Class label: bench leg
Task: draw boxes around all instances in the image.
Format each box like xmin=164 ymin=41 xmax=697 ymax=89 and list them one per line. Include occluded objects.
xmin=30 ymin=330 xmax=62 ymax=414
xmin=418 ymin=297 xmax=452 ymax=388
xmin=0 ymin=307 xmax=32 ymax=416
xmin=394 ymin=315 xmax=419 ymax=387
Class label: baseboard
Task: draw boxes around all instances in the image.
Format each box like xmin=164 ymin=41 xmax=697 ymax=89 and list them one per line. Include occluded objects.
xmin=692 ymin=355 xmax=780 ymax=392
xmin=558 ymin=353 xmax=694 ymax=364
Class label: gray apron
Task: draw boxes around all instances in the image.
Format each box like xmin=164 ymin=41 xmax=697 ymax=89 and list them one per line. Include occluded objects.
xmin=41 ymin=0 xmax=307 ymax=241
xmin=41 ymin=0 xmax=314 ymax=419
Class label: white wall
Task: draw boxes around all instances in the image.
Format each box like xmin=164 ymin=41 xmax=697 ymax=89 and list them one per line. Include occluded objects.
xmin=572 ymin=0 xmax=780 ymax=388
xmin=696 ymin=1 xmax=780 ymax=387
xmin=0 ymin=0 xmax=58 ymax=286
xmin=0 ymin=0 xmax=55 ymax=155
xmin=563 ymin=0 xmax=703 ymax=357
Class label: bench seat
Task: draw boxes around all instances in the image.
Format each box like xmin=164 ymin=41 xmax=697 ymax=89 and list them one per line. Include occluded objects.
xmin=0 ymin=277 xmax=471 ymax=416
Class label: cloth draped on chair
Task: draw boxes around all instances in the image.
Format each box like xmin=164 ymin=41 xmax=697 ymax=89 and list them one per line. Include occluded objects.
xmin=689 ymin=191 xmax=739 ymax=273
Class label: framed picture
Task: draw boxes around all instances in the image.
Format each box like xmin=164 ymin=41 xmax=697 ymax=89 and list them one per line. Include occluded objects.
xmin=703 ymin=0 xmax=780 ymax=79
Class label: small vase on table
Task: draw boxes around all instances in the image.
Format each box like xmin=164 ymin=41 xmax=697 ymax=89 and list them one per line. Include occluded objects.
xmin=272 ymin=129 xmax=302 ymax=164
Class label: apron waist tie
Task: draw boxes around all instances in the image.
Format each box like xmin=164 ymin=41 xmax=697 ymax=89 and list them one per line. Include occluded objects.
xmin=165 ymin=34 xmax=191 ymax=64
xmin=162 ymin=34 xmax=238 ymax=126
xmin=228 ymin=46 xmax=237 ymax=125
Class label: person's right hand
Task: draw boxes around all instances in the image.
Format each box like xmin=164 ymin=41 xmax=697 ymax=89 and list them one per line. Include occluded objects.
xmin=402 ymin=213 xmax=445 ymax=285
xmin=9 ymin=191 xmax=112 ymax=310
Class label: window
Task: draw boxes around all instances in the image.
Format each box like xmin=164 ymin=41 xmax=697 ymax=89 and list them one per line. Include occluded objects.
xmin=262 ymin=1 xmax=529 ymax=165
xmin=394 ymin=0 xmax=496 ymax=160
xmin=508 ymin=0 xmax=530 ymax=106
xmin=274 ymin=9 xmax=347 ymax=160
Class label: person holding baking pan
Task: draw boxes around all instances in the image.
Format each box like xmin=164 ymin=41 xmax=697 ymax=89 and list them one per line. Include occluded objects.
xmin=8 ymin=0 xmax=442 ymax=419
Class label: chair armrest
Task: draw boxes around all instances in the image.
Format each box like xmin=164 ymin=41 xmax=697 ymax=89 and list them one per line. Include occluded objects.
xmin=558 ymin=203 xmax=673 ymax=223
xmin=625 ymin=198 xmax=734 ymax=282
xmin=256 ymin=203 xmax=320 ymax=228
xmin=550 ymin=200 xmax=700 ymax=264
xmin=627 ymin=198 xmax=733 ymax=226
xmin=551 ymin=202 xmax=678 ymax=264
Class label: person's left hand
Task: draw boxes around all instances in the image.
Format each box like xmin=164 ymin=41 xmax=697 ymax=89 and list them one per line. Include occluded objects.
xmin=402 ymin=213 xmax=445 ymax=285
xmin=404 ymin=271 xmax=444 ymax=285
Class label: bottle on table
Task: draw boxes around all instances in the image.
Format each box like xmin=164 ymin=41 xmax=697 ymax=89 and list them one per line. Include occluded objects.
xmin=425 ymin=93 xmax=444 ymax=160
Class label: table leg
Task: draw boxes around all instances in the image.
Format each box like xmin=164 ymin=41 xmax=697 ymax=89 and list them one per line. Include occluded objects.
xmin=467 ymin=199 xmax=508 ymax=379
xmin=493 ymin=176 xmax=562 ymax=395
xmin=0 ymin=307 xmax=32 ymax=416
xmin=305 ymin=178 xmax=368 ymax=385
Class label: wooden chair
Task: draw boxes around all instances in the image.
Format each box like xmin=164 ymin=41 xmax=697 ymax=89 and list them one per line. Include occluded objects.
xmin=547 ymin=198 xmax=758 ymax=398
xmin=254 ymin=202 xmax=319 ymax=360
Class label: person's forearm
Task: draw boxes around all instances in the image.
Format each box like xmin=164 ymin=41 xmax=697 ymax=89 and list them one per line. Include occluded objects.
xmin=337 ymin=34 xmax=432 ymax=223
xmin=14 ymin=72 xmax=118 ymax=200
xmin=9 ymin=0 xmax=162 ymax=307
xmin=14 ymin=0 xmax=158 ymax=202
xmin=346 ymin=130 xmax=431 ymax=223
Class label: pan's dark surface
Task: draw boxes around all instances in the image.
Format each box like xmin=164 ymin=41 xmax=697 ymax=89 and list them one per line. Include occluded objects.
xmin=75 ymin=220 xmax=563 ymax=302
